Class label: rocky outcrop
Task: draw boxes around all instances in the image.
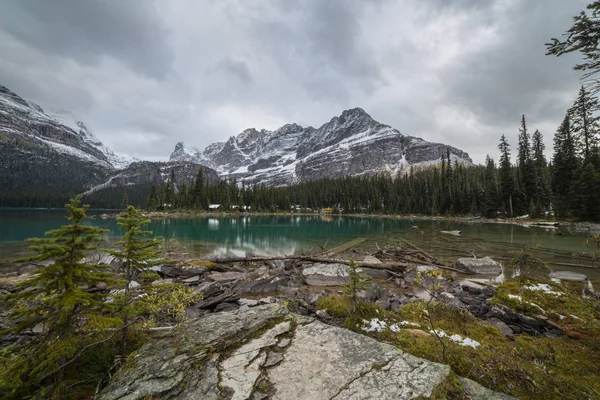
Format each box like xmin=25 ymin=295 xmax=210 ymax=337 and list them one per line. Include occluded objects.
xmin=170 ymin=108 xmax=473 ymax=186
xmin=98 ymin=304 xmax=463 ymax=400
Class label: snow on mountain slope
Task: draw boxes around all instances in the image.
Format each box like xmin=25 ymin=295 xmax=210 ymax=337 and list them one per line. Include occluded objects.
xmin=0 ymin=85 xmax=132 ymax=170
xmin=170 ymin=107 xmax=473 ymax=186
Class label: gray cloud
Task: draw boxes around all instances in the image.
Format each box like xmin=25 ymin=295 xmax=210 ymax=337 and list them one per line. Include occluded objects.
xmin=0 ymin=0 xmax=592 ymax=163
xmin=0 ymin=0 xmax=173 ymax=79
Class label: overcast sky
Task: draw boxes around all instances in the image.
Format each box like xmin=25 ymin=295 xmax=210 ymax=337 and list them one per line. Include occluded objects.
xmin=0 ymin=0 xmax=590 ymax=163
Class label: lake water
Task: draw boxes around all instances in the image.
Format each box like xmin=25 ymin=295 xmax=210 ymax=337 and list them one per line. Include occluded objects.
xmin=1 ymin=209 xmax=598 ymax=286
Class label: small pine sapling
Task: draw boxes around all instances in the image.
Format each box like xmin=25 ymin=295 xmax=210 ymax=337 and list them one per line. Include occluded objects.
xmin=0 ymin=196 xmax=120 ymax=398
xmin=108 ymin=205 xmax=165 ymax=355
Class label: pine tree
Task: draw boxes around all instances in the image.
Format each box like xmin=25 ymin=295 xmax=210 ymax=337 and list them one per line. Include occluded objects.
xmin=108 ymin=205 xmax=165 ymax=355
xmin=517 ymin=115 xmax=538 ymax=213
xmin=193 ymin=168 xmax=206 ymax=209
xmin=121 ymin=190 xmax=129 ymax=210
xmin=531 ymin=129 xmax=551 ymax=214
xmin=498 ymin=135 xmax=515 ymax=216
xmin=569 ymin=86 xmax=600 ymax=161
xmin=483 ymin=155 xmax=500 ymax=218
xmin=552 ymin=115 xmax=579 ymax=218
xmin=1 ymin=197 xmax=119 ymax=397
xmin=146 ymin=184 xmax=159 ymax=211
xmin=576 ymin=163 xmax=600 ymax=221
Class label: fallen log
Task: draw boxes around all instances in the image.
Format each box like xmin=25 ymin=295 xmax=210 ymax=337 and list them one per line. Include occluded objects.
xmin=209 ymin=255 xmax=464 ymax=273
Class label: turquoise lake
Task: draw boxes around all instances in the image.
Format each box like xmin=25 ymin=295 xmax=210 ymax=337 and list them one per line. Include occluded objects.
xmin=0 ymin=209 xmax=598 ymax=285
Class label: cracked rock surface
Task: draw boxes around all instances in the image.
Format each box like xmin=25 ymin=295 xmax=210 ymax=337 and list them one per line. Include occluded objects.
xmin=99 ymin=304 xmax=512 ymax=400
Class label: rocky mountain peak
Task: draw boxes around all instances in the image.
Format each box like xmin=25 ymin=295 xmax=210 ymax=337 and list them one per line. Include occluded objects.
xmin=167 ymin=107 xmax=473 ymax=186
xmin=169 ymin=141 xmax=200 ymax=162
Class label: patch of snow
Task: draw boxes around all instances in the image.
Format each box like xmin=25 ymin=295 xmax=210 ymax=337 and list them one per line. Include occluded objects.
xmin=35 ymin=137 xmax=110 ymax=167
xmin=361 ymin=318 xmax=387 ymax=333
xmin=430 ymin=329 xmax=481 ymax=348
xmin=524 ymin=283 xmax=564 ymax=296
xmin=507 ymin=293 xmax=546 ymax=314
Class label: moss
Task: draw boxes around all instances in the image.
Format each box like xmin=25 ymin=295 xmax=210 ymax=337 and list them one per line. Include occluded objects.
xmin=184 ymin=259 xmax=216 ymax=269
xmin=492 ymin=277 xmax=600 ymax=338
xmin=417 ymin=372 xmax=464 ymax=400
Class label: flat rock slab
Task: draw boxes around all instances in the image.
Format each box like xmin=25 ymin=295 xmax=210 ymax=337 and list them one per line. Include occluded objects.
xmin=100 ymin=304 xmax=512 ymax=400
xmin=549 ymin=271 xmax=588 ymax=282
xmin=455 ymin=256 xmax=502 ymax=274
xmin=268 ymin=317 xmax=450 ymax=400
xmin=302 ymin=263 xmax=352 ymax=286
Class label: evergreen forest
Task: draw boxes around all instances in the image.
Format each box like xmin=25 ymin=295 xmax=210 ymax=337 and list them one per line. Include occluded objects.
xmin=110 ymin=88 xmax=600 ymax=221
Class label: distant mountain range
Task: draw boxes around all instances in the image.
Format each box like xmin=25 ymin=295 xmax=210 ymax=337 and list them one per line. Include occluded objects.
xmin=0 ymin=84 xmax=472 ymax=206
xmin=169 ymin=108 xmax=472 ymax=186
xmin=0 ymin=85 xmax=217 ymax=207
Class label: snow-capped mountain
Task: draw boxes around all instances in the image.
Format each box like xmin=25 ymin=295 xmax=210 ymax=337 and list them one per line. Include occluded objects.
xmin=170 ymin=108 xmax=472 ymax=186
xmin=0 ymin=85 xmax=132 ymax=170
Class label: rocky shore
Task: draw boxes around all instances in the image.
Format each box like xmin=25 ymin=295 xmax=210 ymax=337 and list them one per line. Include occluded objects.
xmin=1 ymin=250 xmax=599 ymax=399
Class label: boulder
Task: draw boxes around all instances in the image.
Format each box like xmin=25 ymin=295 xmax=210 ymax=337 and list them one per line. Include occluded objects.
xmin=302 ymin=263 xmax=352 ymax=286
xmin=100 ymin=304 xmax=486 ymax=400
xmin=454 ymin=257 xmax=502 ymax=274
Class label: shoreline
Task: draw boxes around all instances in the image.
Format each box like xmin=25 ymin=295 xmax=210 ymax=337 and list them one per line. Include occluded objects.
xmin=90 ymin=210 xmax=600 ymax=234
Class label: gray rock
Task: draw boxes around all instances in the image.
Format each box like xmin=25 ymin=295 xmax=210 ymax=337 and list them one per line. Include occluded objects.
xmin=455 ymin=256 xmax=502 ymax=274
xmin=181 ymin=275 xmax=200 ymax=284
xmin=361 ymin=267 xmax=389 ymax=279
xmin=363 ymin=255 xmax=383 ymax=264
xmin=100 ymin=304 xmax=507 ymax=400
xmin=160 ymin=264 xmax=208 ymax=277
xmin=459 ymin=377 xmax=518 ymax=399
xmin=99 ymin=304 xmax=285 ymax=400
xmin=486 ymin=318 xmax=514 ymax=337
xmin=302 ymin=263 xmax=352 ymax=286
xmin=549 ymin=271 xmax=588 ymax=282
xmin=263 ymin=352 xmax=285 ymax=368
xmin=268 ymin=319 xmax=450 ymax=399
xmin=152 ymin=278 xmax=173 ymax=286
xmin=207 ymin=271 xmax=246 ymax=282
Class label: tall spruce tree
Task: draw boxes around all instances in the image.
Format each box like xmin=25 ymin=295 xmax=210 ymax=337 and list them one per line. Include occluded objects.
xmin=108 ymin=205 xmax=165 ymax=354
xmin=1 ymin=197 xmax=118 ymax=398
xmin=569 ymin=86 xmax=600 ymax=161
xmin=517 ymin=115 xmax=538 ymax=213
xmin=483 ymin=155 xmax=500 ymax=218
xmin=146 ymin=184 xmax=159 ymax=210
xmin=498 ymin=135 xmax=515 ymax=216
xmin=531 ymin=129 xmax=551 ymax=213
xmin=552 ymin=115 xmax=579 ymax=218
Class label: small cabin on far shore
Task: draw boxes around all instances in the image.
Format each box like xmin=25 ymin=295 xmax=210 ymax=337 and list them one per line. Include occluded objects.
xmin=208 ymin=204 xmax=221 ymax=210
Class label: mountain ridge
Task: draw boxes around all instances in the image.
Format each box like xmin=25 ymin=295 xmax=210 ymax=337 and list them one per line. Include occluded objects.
xmin=170 ymin=107 xmax=472 ymax=186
